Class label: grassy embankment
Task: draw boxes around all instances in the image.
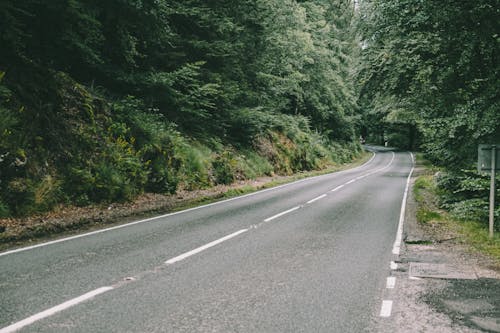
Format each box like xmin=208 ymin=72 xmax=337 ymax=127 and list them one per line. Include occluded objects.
xmin=0 ymin=150 xmax=371 ymax=250
xmin=413 ymin=153 xmax=500 ymax=262
xmin=0 ymin=72 xmax=369 ymax=246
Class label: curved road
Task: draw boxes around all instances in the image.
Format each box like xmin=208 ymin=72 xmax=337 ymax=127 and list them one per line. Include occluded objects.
xmin=0 ymin=147 xmax=414 ymax=332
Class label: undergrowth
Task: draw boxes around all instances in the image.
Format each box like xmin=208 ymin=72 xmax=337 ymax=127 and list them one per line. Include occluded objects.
xmin=414 ymin=156 xmax=500 ymax=261
xmin=0 ymin=72 xmax=362 ymax=217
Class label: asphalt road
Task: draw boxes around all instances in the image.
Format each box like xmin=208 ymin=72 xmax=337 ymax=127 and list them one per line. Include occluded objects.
xmin=0 ymin=147 xmax=414 ymax=332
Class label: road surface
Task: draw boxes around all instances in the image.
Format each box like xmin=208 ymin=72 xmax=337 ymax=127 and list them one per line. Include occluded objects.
xmin=0 ymin=147 xmax=414 ymax=332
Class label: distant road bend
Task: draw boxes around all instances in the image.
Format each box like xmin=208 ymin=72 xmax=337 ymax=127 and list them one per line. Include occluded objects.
xmin=0 ymin=146 xmax=414 ymax=333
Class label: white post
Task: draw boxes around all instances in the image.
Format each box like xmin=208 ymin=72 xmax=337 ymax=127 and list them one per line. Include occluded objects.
xmin=489 ymin=146 xmax=496 ymax=238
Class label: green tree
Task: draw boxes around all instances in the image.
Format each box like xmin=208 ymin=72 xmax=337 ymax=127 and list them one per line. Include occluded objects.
xmin=357 ymin=0 xmax=499 ymax=163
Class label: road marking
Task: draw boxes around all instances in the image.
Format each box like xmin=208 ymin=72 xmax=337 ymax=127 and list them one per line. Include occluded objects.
xmin=345 ymin=179 xmax=356 ymax=184
xmin=392 ymin=152 xmax=415 ymax=255
xmin=390 ymin=261 xmax=398 ymax=270
xmin=165 ymin=229 xmax=248 ymax=265
xmin=0 ymin=150 xmax=385 ymax=330
xmin=0 ymin=287 xmax=113 ymax=333
xmin=330 ymin=185 xmax=345 ymax=192
xmin=380 ymin=300 xmax=393 ymax=317
xmin=0 ymin=153 xmax=377 ymax=258
xmin=306 ymin=194 xmax=327 ymax=204
xmin=264 ymin=206 xmax=301 ymax=222
xmin=386 ymin=277 xmax=396 ymax=289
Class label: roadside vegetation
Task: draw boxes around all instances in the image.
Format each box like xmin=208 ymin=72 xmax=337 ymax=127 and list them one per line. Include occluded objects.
xmin=413 ymin=155 xmax=500 ymax=262
xmin=0 ymin=152 xmax=371 ymax=249
xmin=0 ymin=0 xmax=497 ymax=246
xmin=0 ymin=1 xmax=361 ymax=219
xmin=357 ymin=0 xmax=499 ymax=244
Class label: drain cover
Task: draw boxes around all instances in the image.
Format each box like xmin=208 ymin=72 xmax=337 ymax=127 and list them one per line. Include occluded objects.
xmin=409 ymin=263 xmax=477 ymax=279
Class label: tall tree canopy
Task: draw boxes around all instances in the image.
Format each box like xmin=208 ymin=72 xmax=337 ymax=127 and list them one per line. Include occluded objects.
xmin=357 ymin=0 xmax=499 ymax=168
xmin=0 ymin=0 xmax=362 ymax=216
xmin=0 ymin=0 xmax=359 ymax=141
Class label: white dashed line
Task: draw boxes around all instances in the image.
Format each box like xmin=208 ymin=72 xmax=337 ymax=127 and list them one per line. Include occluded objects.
xmin=264 ymin=206 xmax=301 ymax=222
xmin=0 ymin=152 xmax=378 ymax=258
xmin=380 ymin=300 xmax=393 ymax=317
xmin=330 ymin=185 xmax=345 ymax=192
xmin=165 ymin=229 xmax=248 ymax=265
xmin=390 ymin=261 xmax=398 ymax=270
xmin=0 ymin=151 xmax=388 ymax=333
xmin=306 ymin=194 xmax=327 ymax=204
xmin=0 ymin=287 xmax=114 ymax=333
xmin=386 ymin=277 xmax=396 ymax=289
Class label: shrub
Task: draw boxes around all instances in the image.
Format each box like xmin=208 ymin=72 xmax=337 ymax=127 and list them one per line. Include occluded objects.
xmin=112 ymin=97 xmax=183 ymax=194
xmin=449 ymin=199 xmax=489 ymax=223
xmin=212 ymin=150 xmax=238 ymax=185
xmin=33 ymin=174 xmax=63 ymax=212
xmin=5 ymin=178 xmax=35 ymax=215
xmin=435 ymin=170 xmax=499 ymax=229
xmin=237 ymin=151 xmax=273 ymax=179
xmin=175 ymin=143 xmax=213 ymax=190
xmin=0 ymin=198 xmax=10 ymax=218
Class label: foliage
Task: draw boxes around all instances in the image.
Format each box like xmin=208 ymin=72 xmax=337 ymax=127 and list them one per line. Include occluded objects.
xmin=357 ymin=0 xmax=499 ymax=161
xmin=414 ymin=173 xmax=500 ymax=260
xmin=357 ymin=0 xmax=499 ymax=235
xmin=435 ymin=171 xmax=500 ymax=228
xmin=0 ymin=0 xmax=363 ymax=216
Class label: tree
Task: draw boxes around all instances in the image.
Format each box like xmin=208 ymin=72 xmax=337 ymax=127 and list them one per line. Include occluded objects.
xmin=357 ymin=0 xmax=499 ymax=164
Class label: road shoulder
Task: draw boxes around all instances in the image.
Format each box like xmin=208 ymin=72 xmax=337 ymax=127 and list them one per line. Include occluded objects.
xmin=376 ymin=165 xmax=500 ymax=333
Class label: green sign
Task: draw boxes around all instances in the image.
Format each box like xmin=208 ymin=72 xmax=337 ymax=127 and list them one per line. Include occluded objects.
xmin=478 ymin=144 xmax=500 ymax=172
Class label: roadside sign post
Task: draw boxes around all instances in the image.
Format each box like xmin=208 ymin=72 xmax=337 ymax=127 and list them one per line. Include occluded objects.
xmin=489 ymin=146 xmax=496 ymax=238
xmin=478 ymin=144 xmax=499 ymax=238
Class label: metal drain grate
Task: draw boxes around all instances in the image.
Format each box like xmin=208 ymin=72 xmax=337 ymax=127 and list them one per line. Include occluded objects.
xmin=409 ymin=263 xmax=477 ymax=279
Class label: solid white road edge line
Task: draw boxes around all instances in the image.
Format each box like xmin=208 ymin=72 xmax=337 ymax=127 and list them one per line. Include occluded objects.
xmin=392 ymin=152 xmax=415 ymax=255
xmin=0 ymin=287 xmax=113 ymax=333
xmin=165 ymin=229 xmax=248 ymax=265
xmin=380 ymin=300 xmax=393 ymax=317
xmin=0 ymin=152 xmax=377 ymax=258
xmin=264 ymin=206 xmax=301 ymax=222
xmin=306 ymin=194 xmax=327 ymax=204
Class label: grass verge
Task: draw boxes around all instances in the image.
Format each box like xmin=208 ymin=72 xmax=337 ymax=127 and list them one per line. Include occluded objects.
xmin=0 ymin=151 xmax=372 ymax=251
xmin=413 ymin=157 xmax=500 ymax=263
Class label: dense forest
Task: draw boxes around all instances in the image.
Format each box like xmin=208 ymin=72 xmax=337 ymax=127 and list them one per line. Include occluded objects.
xmin=0 ymin=0 xmax=498 ymax=226
xmin=0 ymin=0 xmax=361 ymax=216
xmin=357 ymin=0 xmax=499 ymax=225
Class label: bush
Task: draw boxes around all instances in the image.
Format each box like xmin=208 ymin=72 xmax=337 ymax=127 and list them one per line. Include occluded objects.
xmin=65 ymin=133 xmax=147 ymax=203
xmin=33 ymin=174 xmax=63 ymax=212
xmin=176 ymin=143 xmax=213 ymax=190
xmin=211 ymin=150 xmax=237 ymax=185
xmin=0 ymin=77 xmax=363 ymax=216
xmin=449 ymin=199 xmax=489 ymax=223
xmin=0 ymin=198 xmax=10 ymax=218
xmin=4 ymin=178 xmax=35 ymax=215
xmin=435 ymin=170 xmax=499 ymax=228
xmin=237 ymin=151 xmax=273 ymax=179
xmin=112 ymin=97 xmax=183 ymax=194
xmin=141 ymin=142 xmax=179 ymax=194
